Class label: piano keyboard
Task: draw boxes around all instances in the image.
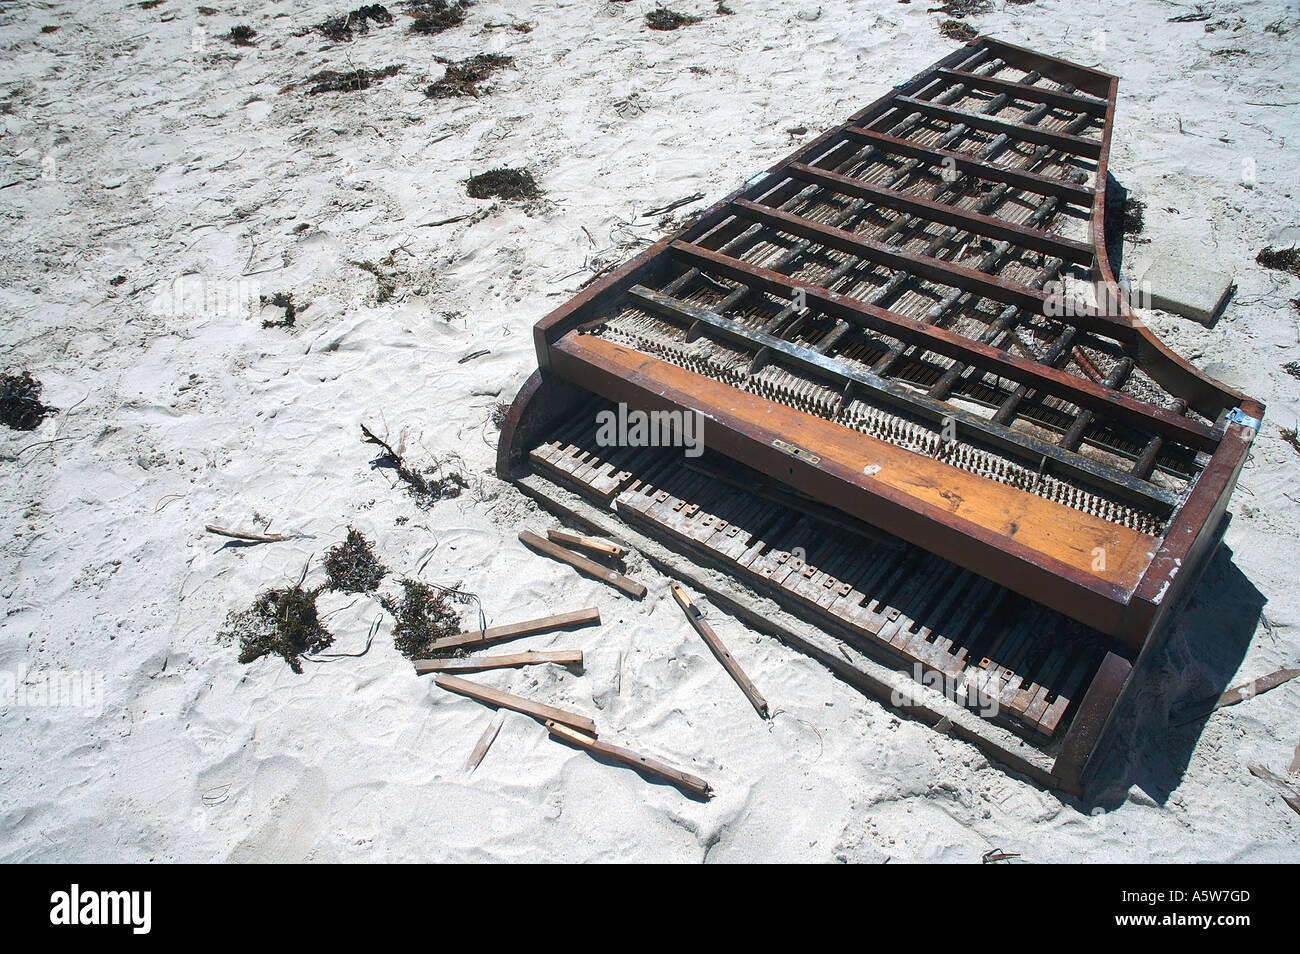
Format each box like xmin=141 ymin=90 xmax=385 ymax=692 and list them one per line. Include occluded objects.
xmin=528 ymin=398 xmax=1108 ymax=738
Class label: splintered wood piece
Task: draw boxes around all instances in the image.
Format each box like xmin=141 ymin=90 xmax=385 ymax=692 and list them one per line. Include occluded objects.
xmin=1218 ymin=668 xmax=1300 ymax=707
xmin=423 ymin=607 xmax=600 ymax=654
xmin=414 ymin=650 xmax=584 ymax=675
xmin=671 ymin=582 xmax=769 ymax=719
xmin=544 ymin=720 xmax=712 ymax=799
xmin=519 ymin=530 xmax=647 ymax=599
xmin=547 ymin=528 xmax=627 ymax=559
xmin=1172 ymin=667 xmax=1300 ymax=725
xmin=1247 ymin=765 xmax=1300 ymax=818
xmin=205 ymin=524 xmax=292 ymax=543
xmin=465 ymin=713 xmax=504 ymax=774
xmin=1290 ymin=739 xmax=1300 ymax=777
xmin=434 ymin=674 xmax=598 ymax=736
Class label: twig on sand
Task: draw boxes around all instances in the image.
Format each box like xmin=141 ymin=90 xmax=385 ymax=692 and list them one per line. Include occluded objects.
xmin=205 ymin=524 xmax=293 ymax=543
xmin=2 ymin=436 xmax=75 ymax=461
xmin=641 ymin=192 xmax=705 ymax=217
xmin=360 ymin=423 xmax=468 ymax=506
xmin=418 ymin=214 xmax=471 ymax=227
xmin=982 ymin=848 xmax=1020 ymax=864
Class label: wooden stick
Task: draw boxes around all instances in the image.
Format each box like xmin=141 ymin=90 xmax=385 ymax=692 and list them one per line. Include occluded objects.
xmin=1217 ymin=668 xmax=1300 ymax=707
xmin=1290 ymin=739 xmax=1300 ymax=778
xmin=415 ymin=650 xmax=583 ymax=675
xmin=423 ymin=606 xmax=600 ymax=654
xmin=519 ymin=530 xmax=646 ymax=599
xmin=1248 ymin=765 xmax=1300 ymax=817
xmin=465 ymin=713 xmax=503 ymax=774
xmin=205 ymin=524 xmax=292 ymax=543
xmin=544 ymin=720 xmax=712 ymax=799
xmin=434 ymin=674 xmax=597 ymax=735
xmin=671 ymin=582 xmax=769 ymax=719
xmin=1172 ymin=667 xmax=1300 ymax=725
xmin=547 ymin=528 xmax=626 ymax=559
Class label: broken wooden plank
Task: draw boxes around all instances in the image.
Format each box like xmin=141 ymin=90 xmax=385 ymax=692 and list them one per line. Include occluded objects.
xmin=671 ymin=582 xmax=769 ymax=719
xmin=414 ymin=650 xmax=584 ymax=675
xmin=519 ymin=529 xmax=647 ymax=599
xmin=547 ymin=528 xmax=627 ymax=559
xmin=204 ymin=524 xmax=292 ymax=543
xmin=435 ymin=673 xmax=598 ymax=735
xmin=1248 ymin=764 xmax=1300 ymax=817
xmin=1290 ymin=739 xmax=1300 ymax=777
xmin=423 ymin=606 xmax=600 ymax=654
xmin=544 ymin=720 xmax=712 ymax=799
xmin=465 ymin=713 xmax=504 ymax=774
xmin=1172 ymin=667 xmax=1300 ymax=725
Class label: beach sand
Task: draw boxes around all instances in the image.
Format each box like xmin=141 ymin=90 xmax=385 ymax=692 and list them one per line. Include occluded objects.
xmin=1 ymin=0 xmax=1297 ymax=862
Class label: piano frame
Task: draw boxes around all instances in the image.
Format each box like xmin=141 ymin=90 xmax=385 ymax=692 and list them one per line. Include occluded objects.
xmin=497 ymin=36 xmax=1263 ymax=793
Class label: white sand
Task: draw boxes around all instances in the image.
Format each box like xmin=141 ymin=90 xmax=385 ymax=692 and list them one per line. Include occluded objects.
xmin=1 ymin=0 xmax=1297 ymax=862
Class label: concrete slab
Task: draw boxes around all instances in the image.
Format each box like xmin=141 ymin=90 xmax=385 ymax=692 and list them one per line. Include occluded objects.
xmin=1138 ymin=253 xmax=1234 ymax=326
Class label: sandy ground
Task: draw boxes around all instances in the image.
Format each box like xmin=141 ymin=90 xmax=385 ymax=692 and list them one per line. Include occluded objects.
xmin=1 ymin=0 xmax=1298 ymax=863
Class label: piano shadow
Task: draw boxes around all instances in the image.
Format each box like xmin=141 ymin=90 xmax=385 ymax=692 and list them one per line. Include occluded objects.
xmin=1073 ymin=537 xmax=1265 ymax=811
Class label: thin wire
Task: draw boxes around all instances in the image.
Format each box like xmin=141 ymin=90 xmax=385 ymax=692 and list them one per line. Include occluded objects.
xmin=304 ymin=615 xmax=381 ymax=662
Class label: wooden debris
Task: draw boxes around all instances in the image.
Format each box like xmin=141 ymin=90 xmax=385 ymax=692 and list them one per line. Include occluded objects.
xmin=1290 ymin=739 xmax=1300 ymax=777
xmin=519 ymin=530 xmax=646 ymax=599
xmin=204 ymin=524 xmax=292 ymax=543
xmin=434 ymin=673 xmax=598 ymax=735
xmin=414 ymin=650 xmax=583 ymax=675
xmin=423 ymin=606 xmax=600 ymax=654
xmin=546 ymin=528 xmax=626 ymax=559
xmin=1247 ymin=764 xmax=1300 ymax=817
xmin=671 ymin=582 xmax=769 ymax=719
xmin=465 ymin=713 xmax=504 ymax=774
xmin=544 ymin=720 xmax=712 ymax=799
xmin=642 ymin=192 xmax=705 ymax=217
xmin=1172 ymin=667 xmax=1300 ymax=725
xmin=982 ymin=848 xmax=1021 ymax=864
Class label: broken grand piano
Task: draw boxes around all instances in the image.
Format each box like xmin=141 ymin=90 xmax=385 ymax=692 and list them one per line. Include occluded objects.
xmin=497 ymin=37 xmax=1264 ymax=793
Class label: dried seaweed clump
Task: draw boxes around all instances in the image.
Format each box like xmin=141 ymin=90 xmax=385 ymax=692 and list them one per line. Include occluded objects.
xmin=1120 ymin=197 xmax=1145 ymax=236
xmin=352 ymin=260 xmax=397 ymax=301
xmin=937 ymin=19 xmax=978 ymax=41
xmin=324 ymin=527 xmax=388 ymax=593
xmin=306 ymin=63 xmax=403 ymax=94
xmin=228 ymin=25 xmax=257 ymax=46
xmin=1257 ymin=246 xmax=1300 ymax=278
xmin=0 ymin=371 xmax=55 ymax=431
xmin=410 ymin=0 xmax=468 ymax=35
xmin=319 ymin=4 xmax=393 ymax=41
xmin=646 ymin=8 xmax=702 ymax=30
xmin=466 ymin=167 xmax=541 ymax=200
xmin=425 ymin=53 xmax=513 ymax=98
xmin=934 ymin=0 xmax=992 ymax=15
xmin=261 ymin=291 xmax=296 ymax=328
xmin=221 ymin=584 xmax=333 ymax=673
xmin=382 ymin=579 xmax=466 ymax=657
xmin=361 ymin=424 xmax=468 ymax=507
